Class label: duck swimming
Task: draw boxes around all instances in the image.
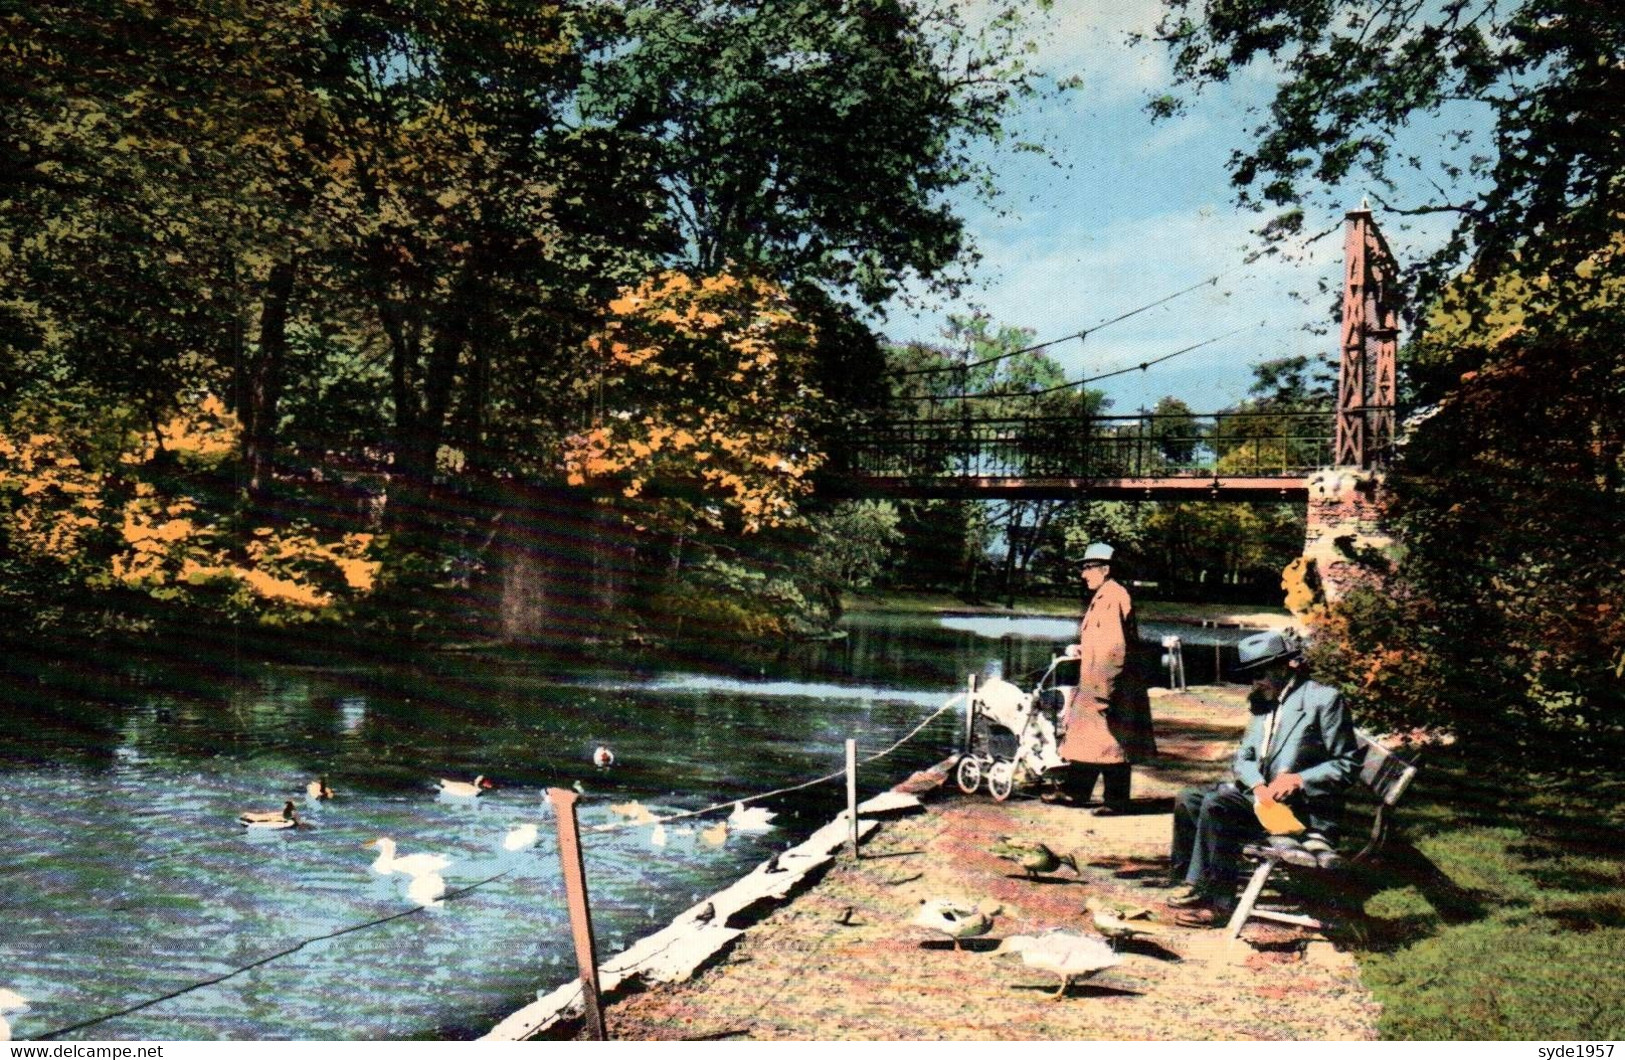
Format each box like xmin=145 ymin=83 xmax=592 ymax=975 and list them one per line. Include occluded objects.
xmin=727 ymin=801 xmax=776 ymax=833
xmin=436 ymin=775 xmax=494 ymax=798
xmin=592 ymin=746 xmax=615 ymax=768
xmin=306 ymin=776 xmax=334 ymax=800
xmin=502 ymin=823 xmax=539 ymax=852
xmin=366 ymin=837 xmax=452 ymax=877
xmin=239 ymin=800 xmax=300 ymax=829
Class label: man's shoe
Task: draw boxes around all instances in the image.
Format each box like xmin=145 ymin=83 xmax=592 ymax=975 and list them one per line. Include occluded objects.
xmin=1173 ymin=902 xmax=1236 ymax=929
xmin=1090 ymin=804 xmax=1127 ymax=817
xmin=1166 ymin=888 xmax=1208 ymax=908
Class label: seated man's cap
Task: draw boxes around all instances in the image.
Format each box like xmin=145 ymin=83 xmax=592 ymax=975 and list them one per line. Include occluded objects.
xmin=1080 ymin=541 xmax=1114 ymax=567
xmin=1230 ymin=629 xmax=1302 ymax=676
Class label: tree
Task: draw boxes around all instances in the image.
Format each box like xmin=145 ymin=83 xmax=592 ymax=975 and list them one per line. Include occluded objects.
xmin=1148 ymin=0 xmax=1625 ymax=320
xmin=563 ymin=270 xmax=826 ymax=533
xmin=582 ymin=0 xmax=1067 ymax=307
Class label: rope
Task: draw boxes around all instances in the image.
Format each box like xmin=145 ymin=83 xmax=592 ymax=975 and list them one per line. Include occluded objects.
xmin=587 ymin=695 xmax=964 ymax=835
xmin=26 ymin=867 xmax=515 ymax=1041
xmin=884 ymin=272 xmax=1229 ymax=378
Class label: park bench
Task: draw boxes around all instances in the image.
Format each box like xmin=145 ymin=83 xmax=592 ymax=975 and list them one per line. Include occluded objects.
xmin=1225 ymin=729 xmax=1421 ymax=941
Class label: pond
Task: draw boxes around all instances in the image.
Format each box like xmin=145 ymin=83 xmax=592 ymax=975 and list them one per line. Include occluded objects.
xmin=0 ymin=611 xmax=1252 ymax=1040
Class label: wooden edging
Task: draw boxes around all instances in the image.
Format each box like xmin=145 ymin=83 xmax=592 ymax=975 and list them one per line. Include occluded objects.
xmin=481 ymin=766 xmax=945 ymax=1041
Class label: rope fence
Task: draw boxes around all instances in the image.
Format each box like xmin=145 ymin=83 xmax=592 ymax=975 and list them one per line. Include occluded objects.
xmin=13 ymin=690 xmax=965 ymax=1042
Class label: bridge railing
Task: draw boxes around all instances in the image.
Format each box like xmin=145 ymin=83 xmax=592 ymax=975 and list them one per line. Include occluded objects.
xmin=833 ymin=410 xmax=1338 ymax=482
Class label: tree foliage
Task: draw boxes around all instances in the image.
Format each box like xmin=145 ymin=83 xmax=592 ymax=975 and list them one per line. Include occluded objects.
xmin=1149 ymin=0 xmax=1625 ymax=316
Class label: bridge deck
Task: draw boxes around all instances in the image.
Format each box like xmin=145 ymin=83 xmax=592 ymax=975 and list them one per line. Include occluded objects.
xmin=826 ymin=475 xmax=1309 ymax=501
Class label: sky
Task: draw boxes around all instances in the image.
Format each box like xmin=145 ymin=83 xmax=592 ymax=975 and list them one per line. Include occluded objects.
xmin=878 ymin=0 xmax=1468 ymax=416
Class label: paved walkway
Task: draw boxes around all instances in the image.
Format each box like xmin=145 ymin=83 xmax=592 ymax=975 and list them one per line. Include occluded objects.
xmin=577 ymin=686 xmax=1381 ymax=1041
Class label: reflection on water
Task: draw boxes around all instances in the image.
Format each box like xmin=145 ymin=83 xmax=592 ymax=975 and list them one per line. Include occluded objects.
xmin=0 ymin=609 xmax=1249 ymax=1040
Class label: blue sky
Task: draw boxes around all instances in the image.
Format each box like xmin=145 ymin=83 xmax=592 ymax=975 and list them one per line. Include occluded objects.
xmin=879 ymin=1 xmax=1471 ymax=416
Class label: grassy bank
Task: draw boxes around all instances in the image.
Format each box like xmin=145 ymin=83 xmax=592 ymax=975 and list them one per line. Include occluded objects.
xmin=1344 ymin=754 xmax=1625 ymax=1038
xmin=842 ymin=590 xmax=1291 ymax=628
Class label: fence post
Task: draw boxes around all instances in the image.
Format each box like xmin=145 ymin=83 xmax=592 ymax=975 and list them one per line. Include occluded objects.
xmin=547 ymin=787 xmax=606 ymax=1041
xmin=845 ymin=738 xmax=860 ymax=858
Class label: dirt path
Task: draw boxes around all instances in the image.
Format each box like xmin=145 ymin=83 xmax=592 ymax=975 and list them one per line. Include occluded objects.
xmin=577 ymin=687 xmax=1381 ymax=1041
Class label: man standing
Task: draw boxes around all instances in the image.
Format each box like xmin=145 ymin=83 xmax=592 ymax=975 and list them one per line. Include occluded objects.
xmin=1057 ymin=542 xmax=1157 ymax=816
xmin=1167 ymin=629 xmax=1361 ymax=927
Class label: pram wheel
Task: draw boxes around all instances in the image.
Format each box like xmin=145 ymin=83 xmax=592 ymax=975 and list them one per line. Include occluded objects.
xmin=986 ymin=760 xmax=1016 ymax=802
xmin=955 ymin=755 xmax=984 ymax=795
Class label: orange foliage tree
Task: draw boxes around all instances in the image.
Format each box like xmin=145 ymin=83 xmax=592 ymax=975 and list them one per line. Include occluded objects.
xmin=564 ymin=271 xmax=827 ymax=533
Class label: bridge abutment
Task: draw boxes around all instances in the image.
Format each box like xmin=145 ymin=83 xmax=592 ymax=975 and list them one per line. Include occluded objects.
xmin=1295 ymin=467 xmax=1393 ymax=608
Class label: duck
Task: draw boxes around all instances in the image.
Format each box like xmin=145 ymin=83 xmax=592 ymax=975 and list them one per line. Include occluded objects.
xmin=502 ymin=823 xmax=539 ymax=852
xmin=650 ymin=823 xmax=667 ymax=847
xmin=727 ymin=800 xmax=777 ymax=833
xmin=699 ymin=820 xmax=729 ymax=846
xmin=406 ymin=872 xmax=446 ymax=908
xmin=609 ymin=800 xmax=657 ymax=825
xmin=592 ymin=746 xmax=615 ymax=768
xmin=996 ymin=929 xmax=1121 ymax=999
xmin=1084 ymin=898 xmax=1167 ymax=949
xmin=0 ymin=988 xmax=29 ymax=1043
xmin=239 ymin=800 xmax=300 ymax=829
xmin=436 ymin=775 xmax=494 ymax=798
xmin=366 ymin=837 xmax=452 ymax=877
xmin=306 ymin=776 xmax=334 ymax=800
xmin=913 ymin=897 xmax=1001 ymax=950
xmin=991 ymin=838 xmax=1080 ymax=880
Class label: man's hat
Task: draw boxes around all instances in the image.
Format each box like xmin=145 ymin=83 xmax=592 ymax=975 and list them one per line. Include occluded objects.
xmin=1079 ymin=541 xmax=1114 ymax=568
xmin=1230 ymin=629 xmax=1302 ymax=676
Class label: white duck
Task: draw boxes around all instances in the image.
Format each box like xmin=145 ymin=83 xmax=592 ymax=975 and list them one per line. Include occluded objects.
xmin=0 ymin=989 xmax=29 ymax=1043
xmin=913 ymin=897 xmax=1001 ymax=950
xmin=609 ymin=799 xmax=657 ymax=825
xmin=502 ymin=823 xmax=539 ymax=852
xmin=366 ymin=837 xmax=452 ymax=877
xmin=727 ymin=800 xmax=777 ymax=833
xmin=997 ymin=930 xmax=1122 ymax=999
xmin=436 ymin=775 xmax=493 ymax=798
xmin=239 ymin=800 xmax=300 ymax=829
xmin=406 ymin=872 xmax=447 ymax=908
xmin=650 ymin=823 xmax=668 ymax=847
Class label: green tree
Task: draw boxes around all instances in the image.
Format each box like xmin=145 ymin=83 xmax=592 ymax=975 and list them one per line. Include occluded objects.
xmin=1148 ymin=0 xmax=1625 ymax=316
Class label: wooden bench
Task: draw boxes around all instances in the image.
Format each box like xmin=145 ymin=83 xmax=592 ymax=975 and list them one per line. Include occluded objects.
xmin=1225 ymin=729 xmax=1421 ymax=941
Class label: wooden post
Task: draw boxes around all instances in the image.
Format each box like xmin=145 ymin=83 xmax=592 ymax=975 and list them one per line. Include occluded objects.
xmin=962 ymin=673 xmax=978 ymax=753
xmin=1215 ymin=642 xmax=1222 ymax=685
xmin=845 ymin=738 xmax=859 ymax=858
xmin=547 ymin=787 xmax=606 ymax=1041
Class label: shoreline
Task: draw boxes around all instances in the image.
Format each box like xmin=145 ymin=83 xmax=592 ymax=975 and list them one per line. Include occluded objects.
xmin=487 ymin=685 xmax=1377 ymax=1042
xmin=843 ymin=592 xmax=1293 ymax=631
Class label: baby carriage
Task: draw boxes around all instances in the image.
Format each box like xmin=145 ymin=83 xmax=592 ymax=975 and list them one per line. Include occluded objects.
xmin=955 ymin=656 xmax=1080 ymax=801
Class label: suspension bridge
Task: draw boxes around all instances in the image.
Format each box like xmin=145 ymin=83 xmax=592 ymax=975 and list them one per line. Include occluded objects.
xmin=826 ymin=207 xmax=1401 ymax=501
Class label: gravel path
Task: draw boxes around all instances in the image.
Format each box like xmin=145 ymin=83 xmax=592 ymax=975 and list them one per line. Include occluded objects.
xmin=578 ymin=687 xmax=1381 ymax=1041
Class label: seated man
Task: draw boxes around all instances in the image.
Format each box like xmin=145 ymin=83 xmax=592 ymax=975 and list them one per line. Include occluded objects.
xmin=1166 ymin=629 xmax=1361 ymax=927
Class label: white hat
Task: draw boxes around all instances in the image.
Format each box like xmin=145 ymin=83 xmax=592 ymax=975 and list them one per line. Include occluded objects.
xmin=1080 ymin=542 xmax=1114 ymax=567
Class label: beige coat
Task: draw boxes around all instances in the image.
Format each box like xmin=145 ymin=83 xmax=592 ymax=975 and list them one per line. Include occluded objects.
xmin=1057 ymin=578 xmax=1158 ymax=764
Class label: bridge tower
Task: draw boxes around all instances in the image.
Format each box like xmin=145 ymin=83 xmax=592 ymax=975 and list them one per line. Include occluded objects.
xmin=1333 ymin=206 xmax=1401 ymax=468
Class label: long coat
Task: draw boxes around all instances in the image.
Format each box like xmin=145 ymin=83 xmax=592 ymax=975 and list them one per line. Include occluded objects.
xmin=1058 ymin=578 xmax=1158 ymax=764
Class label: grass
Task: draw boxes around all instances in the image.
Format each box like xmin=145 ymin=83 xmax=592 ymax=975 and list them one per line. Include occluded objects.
xmin=1337 ymin=753 xmax=1625 ymax=1039
xmin=842 ymin=590 xmax=1289 ymax=626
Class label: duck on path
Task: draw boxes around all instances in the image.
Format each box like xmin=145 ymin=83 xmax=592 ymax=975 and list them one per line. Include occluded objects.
xmin=1084 ymin=898 xmax=1167 ymax=949
xmin=913 ymin=897 xmax=1001 ymax=950
xmin=0 ymin=988 xmax=29 ymax=1043
xmin=996 ymin=930 xmax=1121 ymax=999
xmin=239 ymin=800 xmax=300 ymax=829
xmin=366 ymin=837 xmax=452 ymax=877
xmin=991 ymin=837 xmax=1080 ymax=880
xmin=436 ymin=775 xmax=494 ymax=798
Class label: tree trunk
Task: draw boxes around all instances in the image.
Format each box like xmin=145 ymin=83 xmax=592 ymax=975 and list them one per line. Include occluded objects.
xmin=244 ymin=258 xmax=296 ymax=513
